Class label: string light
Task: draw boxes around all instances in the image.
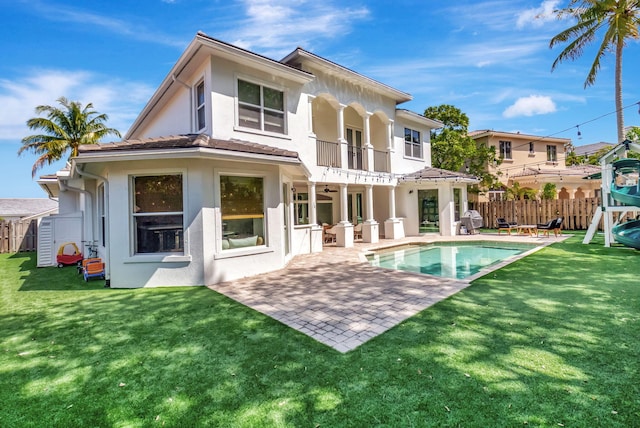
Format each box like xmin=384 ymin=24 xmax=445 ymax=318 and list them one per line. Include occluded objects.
xmin=576 ymin=125 xmax=582 ymax=139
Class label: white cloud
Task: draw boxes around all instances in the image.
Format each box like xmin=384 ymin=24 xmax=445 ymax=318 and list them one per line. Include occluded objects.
xmin=503 ymin=95 xmax=557 ymax=118
xmin=516 ymin=0 xmax=560 ymax=29
xmin=26 ymin=0 xmax=185 ymax=48
xmin=221 ymin=0 xmax=370 ymax=57
xmin=0 ymin=69 xmax=153 ymax=141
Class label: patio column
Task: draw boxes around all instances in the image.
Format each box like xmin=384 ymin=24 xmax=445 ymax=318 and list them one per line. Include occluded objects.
xmin=363 ymin=184 xmax=379 ymax=243
xmin=384 ymin=185 xmax=405 ymax=239
xmin=308 ymin=182 xmax=323 ymax=253
xmin=336 ymin=183 xmax=353 ymax=247
xmin=337 ymin=104 xmax=348 ymax=170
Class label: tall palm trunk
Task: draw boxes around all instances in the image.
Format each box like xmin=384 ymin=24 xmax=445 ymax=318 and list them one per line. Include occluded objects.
xmin=615 ymin=38 xmax=625 ymax=144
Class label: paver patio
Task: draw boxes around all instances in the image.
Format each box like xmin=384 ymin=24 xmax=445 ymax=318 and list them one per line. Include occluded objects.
xmin=209 ymin=234 xmax=565 ymax=353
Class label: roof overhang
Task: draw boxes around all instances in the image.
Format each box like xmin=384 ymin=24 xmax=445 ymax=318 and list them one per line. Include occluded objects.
xmin=396 ymin=109 xmax=443 ymax=129
xmin=281 ymin=48 xmax=412 ymax=104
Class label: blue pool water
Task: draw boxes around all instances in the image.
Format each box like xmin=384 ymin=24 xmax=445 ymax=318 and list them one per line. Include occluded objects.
xmin=366 ymin=241 xmax=538 ymax=279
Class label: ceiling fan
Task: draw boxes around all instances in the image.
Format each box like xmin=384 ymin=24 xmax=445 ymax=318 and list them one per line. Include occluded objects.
xmin=323 ymin=185 xmax=338 ymax=193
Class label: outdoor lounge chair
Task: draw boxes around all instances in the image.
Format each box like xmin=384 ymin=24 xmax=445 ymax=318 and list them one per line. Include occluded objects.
xmin=353 ymin=223 xmax=363 ymax=240
xmin=496 ymin=218 xmax=517 ymax=235
xmin=537 ymin=217 xmax=563 ymax=237
xmin=323 ymin=225 xmax=337 ymax=243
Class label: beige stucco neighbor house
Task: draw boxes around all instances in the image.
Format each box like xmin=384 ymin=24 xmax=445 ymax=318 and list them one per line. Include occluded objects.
xmin=39 ymin=32 xmax=477 ymax=287
xmin=469 ymin=130 xmax=601 ymax=201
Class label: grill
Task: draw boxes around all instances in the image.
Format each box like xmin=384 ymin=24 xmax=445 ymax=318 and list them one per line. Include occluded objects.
xmin=461 ymin=210 xmax=483 ymax=234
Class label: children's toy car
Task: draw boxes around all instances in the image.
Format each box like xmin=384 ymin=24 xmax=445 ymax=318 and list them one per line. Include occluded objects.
xmin=56 ymin=242 xmax=83 ymax=268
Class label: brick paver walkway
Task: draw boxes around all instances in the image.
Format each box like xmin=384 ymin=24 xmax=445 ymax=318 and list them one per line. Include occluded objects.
xmin=209 ymin=234 xmax=563 ymax=353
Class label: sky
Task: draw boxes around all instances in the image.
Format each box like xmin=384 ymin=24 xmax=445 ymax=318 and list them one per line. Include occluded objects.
xmin=1 ymin=0 xmax=639 ymax=198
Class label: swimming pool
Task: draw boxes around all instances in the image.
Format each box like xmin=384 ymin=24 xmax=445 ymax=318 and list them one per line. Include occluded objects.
xmin=365 ymin=241 xmax=539 ymax=280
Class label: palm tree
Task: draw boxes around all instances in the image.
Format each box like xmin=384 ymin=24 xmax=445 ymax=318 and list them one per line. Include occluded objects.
xmin=549 ymin=0 xmax=640 ymax=144
xmin=18 ymin=97 xmax=121 ymax=177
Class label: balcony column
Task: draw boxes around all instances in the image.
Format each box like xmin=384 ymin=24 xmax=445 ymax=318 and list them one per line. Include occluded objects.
xmin=364 ymin=112 xmax=374 ymax=172
xmin=384 ymin=185 xmax=405 ymax=239
xmin=335 ymin=183 xmax=354 ymax=247
xmin=337 ymin=104 xmax=347 ymax=170
xmin=362 ymin=184 xmax=379 ymax=243
xmin=307 ymin=95 xmax=316 ymax=136
xmin=387 ymin=120 xmax=395 ymax=152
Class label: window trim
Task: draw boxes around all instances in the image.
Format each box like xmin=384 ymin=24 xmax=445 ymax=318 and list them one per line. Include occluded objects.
xmin=546 ymin=144 xmax=557 ymax=162
xmin=129 ymin=171 xmax=187 ymax=258
xmin=194 ymin=79 xmax=206 ymax=132
xmin=216 ymin=170 xmax=268 ymax=254
xmin=235 ymin=76 xmax=287 ymax=136
xmin=499 ymin=140 xmax=512 ymax=160
xmin=403 ymin=127 xmax=423 ymax=160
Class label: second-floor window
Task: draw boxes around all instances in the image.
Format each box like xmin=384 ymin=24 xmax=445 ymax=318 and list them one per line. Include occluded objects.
xmin=238 ymin=79 xmax=285 ymax=134
xmin=547 ymin=145 xmax=557 ymax=162
xmin=404 ymin=128 xmax=422 ymax=159
xmin=195 ymin=81 xmax=205 ymax=131
xmin=499 ymin=140 xmax=512 ymax=160
xmin=529 ymin=142 xmax=535 ymax=154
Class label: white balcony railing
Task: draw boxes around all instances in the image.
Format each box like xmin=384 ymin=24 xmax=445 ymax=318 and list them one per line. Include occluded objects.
xmin=316 ymin=140 xmax=341 ymax=168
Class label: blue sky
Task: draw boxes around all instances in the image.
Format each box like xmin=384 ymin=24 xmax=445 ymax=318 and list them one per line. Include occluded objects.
xmin=1 ymin=0 xmax=639 ymax=198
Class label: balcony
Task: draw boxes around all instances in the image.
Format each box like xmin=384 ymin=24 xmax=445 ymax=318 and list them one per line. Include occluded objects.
xmin=316 ymin=140 xmax=341 ymax=168
xmin=373 ymin=149 xmax=389 ymax=173
xmin=348 ymin=145 xmax=365 ymax=170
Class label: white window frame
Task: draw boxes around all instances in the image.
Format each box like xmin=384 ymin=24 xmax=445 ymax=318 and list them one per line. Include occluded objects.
xmin=499 ymin=140 xmax=512 ymax=160
xmin=236 ymin=77 xmax=286 ymax=135
xmin=195 ymin=79 xmax=206 ymax=132
xmin=215 ymin=171 xmax=273 ymax=258
xmin=547 ymin=145 xmax=557 ymax=162
xmin=404 ymin=127 xmax=423 ymax=159
xmin=129 ymin=172 xmax=186 ymax=258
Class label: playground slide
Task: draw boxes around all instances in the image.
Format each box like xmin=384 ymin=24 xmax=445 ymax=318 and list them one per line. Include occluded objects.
xmin=610 ymin=159 xmax=640 ymax=249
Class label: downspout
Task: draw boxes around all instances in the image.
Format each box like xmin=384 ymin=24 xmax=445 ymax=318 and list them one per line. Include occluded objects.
xmin=76 ymin=164 xmax=111 ymax=287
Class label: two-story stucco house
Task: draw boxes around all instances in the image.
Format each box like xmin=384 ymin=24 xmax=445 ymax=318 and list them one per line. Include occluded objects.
xmin=38 ymin=32 xmax=477 ymax=287
xmin=470 ymin=130 xmax=600 ymax=201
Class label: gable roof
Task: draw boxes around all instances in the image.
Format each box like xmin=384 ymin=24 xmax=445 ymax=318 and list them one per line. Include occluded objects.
xmin=0 ymin=198 xmax=58 ymax=218
xmin=126 ymin=32 xmax=315 ymax=139
xmin=281 ymin=47 xmax=412 ymax=104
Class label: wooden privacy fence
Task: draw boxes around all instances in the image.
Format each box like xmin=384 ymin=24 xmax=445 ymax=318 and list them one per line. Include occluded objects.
xmin=473 ymin=197 xmax=607 ymax=230
xmin=0 ymin=219 xmax=38 ymax=253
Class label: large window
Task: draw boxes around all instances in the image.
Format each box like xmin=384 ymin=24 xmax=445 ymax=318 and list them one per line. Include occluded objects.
xmin=132 ymin=174 xmax=184 ymax=254
xmin=404 ymin=128 xmax=422 ymax=159
xmin=220 ymin=175 xmax=265 ymax=249
xmin=499 ymin=140 xmax=512 ymax=159
xmin=547 ymin=145 xmax=557 ymax=162
xmin=195 ymin=81 xmax=205 ymax=131
xmin=237 ymin=79 xmax=285 ymax=134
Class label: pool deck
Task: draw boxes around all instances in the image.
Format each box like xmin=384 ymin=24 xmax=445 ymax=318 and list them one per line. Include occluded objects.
xmin=209 ymin=232 xmax=569 ymax=353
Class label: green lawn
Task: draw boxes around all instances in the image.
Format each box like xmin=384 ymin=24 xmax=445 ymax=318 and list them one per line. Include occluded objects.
xmin=1 ymin=234 xmax=639 ymax=427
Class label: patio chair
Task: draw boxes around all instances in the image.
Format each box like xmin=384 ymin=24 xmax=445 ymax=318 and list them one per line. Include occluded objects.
xmin=496 ymin=217 xmax=517 ymax=235
xmin=537 ymin=217 xmax=563 ymax=237
xmin=353 ymin=223 xmax=363 ymax=240
xmin=83 ymin=258 xmax=105 ymax=282
xmin=323 ymin=225 xmax=337 ymax=243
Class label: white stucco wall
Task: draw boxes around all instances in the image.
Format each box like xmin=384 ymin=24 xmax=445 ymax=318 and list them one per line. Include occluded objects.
xmin=101 ymin=157 xmax=288 ymax=288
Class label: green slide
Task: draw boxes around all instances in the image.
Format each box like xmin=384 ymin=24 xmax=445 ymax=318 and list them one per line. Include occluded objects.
xmin=611 ymin=159 xmax=640 ymax=249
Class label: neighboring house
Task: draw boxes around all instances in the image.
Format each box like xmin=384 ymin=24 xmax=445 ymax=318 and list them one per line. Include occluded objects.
xmin=0 ymin=198 xmax=57 ymax=222
xmin=572 ymin=142 xmax=614 ymax=158
xmin=469 ymin=130 xmax=601 ymax=200
xmin=39 ymin=32 xmax=477 ymax=287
